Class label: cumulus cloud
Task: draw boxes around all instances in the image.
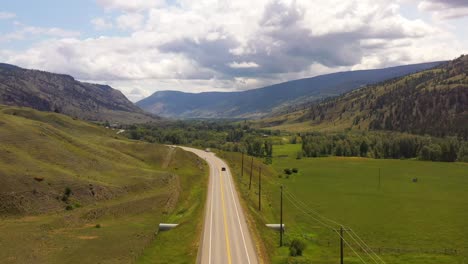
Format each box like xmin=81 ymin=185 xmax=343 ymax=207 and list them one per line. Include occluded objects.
xmin=0 ymin=0 xmax=466 ymax=101
xmin=0 ymin=11 xmax=16 ymax=20
xmin=229 ymin=62 xmax=260 ymax=69
xmin=419 ymin=0 xmax=468 ymax=19
xmin=91 ymin=17 xmax=113 ymax=30
xmin=96 ymin=0 xmax=166 ymax=12
xmin=116 ymin=13 xmax=144 ymax=31
xmin=0 ymin=25 xmax=80 ymax=43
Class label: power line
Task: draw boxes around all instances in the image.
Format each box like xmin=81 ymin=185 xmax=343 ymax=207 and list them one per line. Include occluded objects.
xmin=345 ymin=229 xmax=380 ymax=264
xmin=283 ymin=189 xmax=384 ymax=264
xmin=348 ymin=229 xmax=387 ymax=264
xmin=284 ymin=189 xmax=342 ymax=227
xmin=284 ymin=193 xmax=370 ymax=264
xmin=332 ymin=228 xmax=369 ymax=264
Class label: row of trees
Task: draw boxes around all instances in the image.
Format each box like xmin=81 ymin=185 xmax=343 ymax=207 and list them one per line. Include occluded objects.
xmin=124 ymin=121 xmax=274 ymax=160
xmin=301 ymin=132 xmax=468 ymax=162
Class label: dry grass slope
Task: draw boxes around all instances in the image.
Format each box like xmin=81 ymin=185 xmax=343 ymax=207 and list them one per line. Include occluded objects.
xmin=0 ymin=105 xmax=207 ymax=263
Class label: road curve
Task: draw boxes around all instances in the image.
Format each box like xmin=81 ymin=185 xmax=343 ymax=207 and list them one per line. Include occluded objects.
xmin=179 ymin=147 xmax=259 ymax=264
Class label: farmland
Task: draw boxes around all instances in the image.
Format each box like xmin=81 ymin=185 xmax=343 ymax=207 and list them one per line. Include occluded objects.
xmin=222 ymin=144 xmax=468 ymax=264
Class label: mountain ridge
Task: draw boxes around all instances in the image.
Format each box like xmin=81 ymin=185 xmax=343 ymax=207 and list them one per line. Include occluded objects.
xmin=258 ymin=55 xmax=468 ymax=138
xmin=0 ymin=63 xmax=158 ymax=123
xmin=137 ymin=61 xmax=445 ymax=119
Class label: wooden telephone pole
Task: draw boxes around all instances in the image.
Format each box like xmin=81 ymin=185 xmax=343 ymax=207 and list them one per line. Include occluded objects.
xmin=340 ymin=226 xmax=344 ymax=264
xmin=336 ymin=226 xmax=350 ymax=264
xmin=280 ymin=185 xmax=283 ymax=247
xmin=249 ymin=156 xmax=253 ymax=190
xmin=258 ymin=167 xmax=262 ymax=211
xmin=241 ymin=152 xmax=244 ymax=179
xmin=378 ymin=168 xmax=381 ymax=189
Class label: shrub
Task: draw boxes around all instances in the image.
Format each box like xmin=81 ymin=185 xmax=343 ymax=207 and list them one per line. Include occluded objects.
xmin=296 ymin=151 xmax=303 ymax=160
xmin=64 ymin=187 xmax=72 ymax=196
xmin=65 ymin=205 xmax=73 ymax=211
xmin=292 ymin=168 xmax=299 ymax=173
xmin=289 ymin=239 xmax=306 ymax=256
xmin=62 ymin=187 xmax=72 ymax=202
xmin=284 ymin=168 xmax=292 ymax=175
xmin=95 ymin=224 xmax=101 ymax=228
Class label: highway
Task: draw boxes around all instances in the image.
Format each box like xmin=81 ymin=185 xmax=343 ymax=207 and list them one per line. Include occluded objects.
xmin=179 ymin=147 xmax=259 ymax=264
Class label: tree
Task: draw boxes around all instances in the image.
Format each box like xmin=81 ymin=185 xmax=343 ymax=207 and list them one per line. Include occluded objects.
xmin=360 ymin=140 xmax=369 ymax=157
xmin=458 ymin=142 xmax=468 ymax=162
xmin=296 ymin=151 xmax=303 ymax=160
xmin=420 ymin=144 xmax=442 ymax=161
xmin=289 ymin=239 xmax=306 ymax=256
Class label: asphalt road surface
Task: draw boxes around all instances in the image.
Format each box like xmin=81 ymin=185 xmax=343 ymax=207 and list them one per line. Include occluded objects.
xmin=179 ymin=147 xmax=259 ymax=264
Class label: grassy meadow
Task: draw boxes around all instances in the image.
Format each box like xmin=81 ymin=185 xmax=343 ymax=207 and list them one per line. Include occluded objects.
xmin=0 ymin=106 xmax=207 ymax=263
xmin=221 ymin=144 xmax=468 ymax=264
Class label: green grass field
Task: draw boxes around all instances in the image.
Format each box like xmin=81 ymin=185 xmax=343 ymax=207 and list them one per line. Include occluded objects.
xmin=221 ymin=144 xmax=468 ymax=264
xmin=0 ymin=106 xmax=208 ymax=263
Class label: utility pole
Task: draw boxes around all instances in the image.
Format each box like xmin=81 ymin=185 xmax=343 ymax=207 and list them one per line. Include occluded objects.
xmin=258 ymin=167 xmax=262 ymax=211
xmin=241 ymin=152 xmax=244 ymax=179
xmin=335 ymin=226 xmax=350 ymax=264
xmin=378 ymin=168 xmax=381 ymax=190
xmin=249 ymin=156 xmax=253 ymax=190
xmin=280 ymin=185 xmax=283 ymax=247
xmin=340 ymin=226 xmax=344 ymax=264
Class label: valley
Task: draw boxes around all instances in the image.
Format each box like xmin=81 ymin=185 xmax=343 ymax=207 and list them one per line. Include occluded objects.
xmin=2 ymin=1 xmax=468 ymax=263
xmin=0 ymin=55 xmax=467 ymax=264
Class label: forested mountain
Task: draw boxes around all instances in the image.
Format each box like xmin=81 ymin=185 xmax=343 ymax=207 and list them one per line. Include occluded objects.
xmin=261 ymin=55 xmax=468 ymax=139
xmin=137 ymin=62 xmax=443 ymax=119
xmin=0 ymin=63 xmax=157 ymax=123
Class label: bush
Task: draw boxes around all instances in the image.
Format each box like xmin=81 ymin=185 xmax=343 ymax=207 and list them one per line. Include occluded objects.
xmin=284 ymin=168 xmax=292 ymax=175
xmin=65 ymin=205 xmax=73 ymax=211
xmin=62 ymin=187 xmax=72 ymax=202
xmin=419 ymin=144 xmax=442 ymax=161
xmin=292 ymin=168 xmax=299 ymax=173
xmin=64 ymin=187 xmax=72 ymax=196
xmin=289 ymin=239 xmax=306 ymax=256
xmin=95 ymin=224 xmax=101 ymax=228
xmin=296 ymin=151 xmax=303 ymax=160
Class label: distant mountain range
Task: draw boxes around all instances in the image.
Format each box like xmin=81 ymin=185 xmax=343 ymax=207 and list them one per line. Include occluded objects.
xmin=259 ymin=55 xmax=468 ymax=138
xmin=0 ymin=63 xmax=157 ymax=123
xmin=137 ymin=62 xmax=444 ymax=119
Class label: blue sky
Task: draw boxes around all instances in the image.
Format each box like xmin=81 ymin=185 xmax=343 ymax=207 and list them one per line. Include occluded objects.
xmin=1 ymin=0 xmax=467 ymax=101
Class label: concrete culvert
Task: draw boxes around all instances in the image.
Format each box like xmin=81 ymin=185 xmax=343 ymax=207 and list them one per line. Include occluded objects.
xmin=159 ymin=223 xmax=179 ymax=231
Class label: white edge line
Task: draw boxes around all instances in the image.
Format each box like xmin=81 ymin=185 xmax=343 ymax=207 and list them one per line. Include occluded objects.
xmin=225 ymin=165 xmax=252 ymax=264
xmin=209 ymin=158 xmax=214 ymax=264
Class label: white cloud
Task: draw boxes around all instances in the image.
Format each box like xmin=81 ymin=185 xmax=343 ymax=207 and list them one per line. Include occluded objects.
xmin=228 ymin=61 xmax=260 ymax=69
xmin=0 ymin=25 xmax=80 ymax=43
xmin=91 ymin=17 xmax=113 ymax=30
xmin=116 ymin=13 xmax=144 ymax=31
xmin=96 ymin=0 xmax=166 ymax=12
xmin=0 ymin=11 xmax=16 ymax=20
xmin=1 ymin=0 xmax=466 ymax=101
xmin=419 ymin=0 xmax=468 ymax=19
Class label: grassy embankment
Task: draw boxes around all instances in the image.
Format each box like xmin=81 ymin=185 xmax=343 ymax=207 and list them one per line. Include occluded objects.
xmin=0 ymin=105 xmax=207 ymax=264
xmin=220 ymin=144 xmax=468 ymax=264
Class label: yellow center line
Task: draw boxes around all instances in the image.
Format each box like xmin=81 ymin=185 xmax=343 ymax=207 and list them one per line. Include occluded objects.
xmin=220 ymin=169 xmax=233 ymax=264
